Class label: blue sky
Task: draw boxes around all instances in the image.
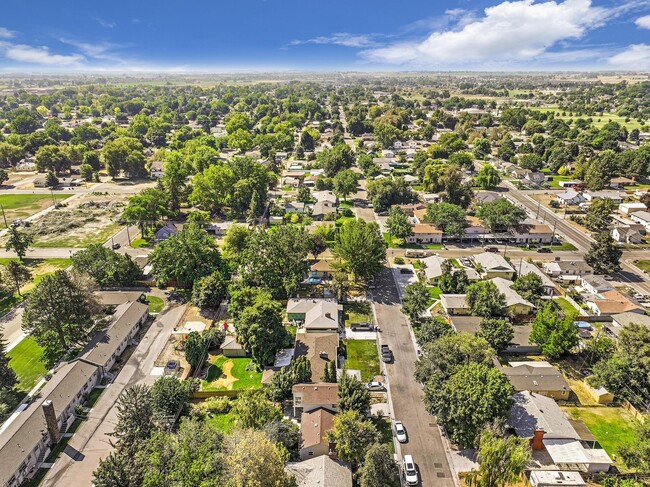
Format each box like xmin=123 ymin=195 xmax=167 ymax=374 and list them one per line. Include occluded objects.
xmin=0 ymin=0 xmax=649 ymax=71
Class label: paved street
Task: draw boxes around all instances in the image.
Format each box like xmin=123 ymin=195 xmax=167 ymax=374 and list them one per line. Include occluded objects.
xmin=371 ymin=267 xmax=455 ymax=487
xmin=41 ymin=303 xmax=186 ymax=487
xmin=0 ymin=304 xmax=26 ymax=351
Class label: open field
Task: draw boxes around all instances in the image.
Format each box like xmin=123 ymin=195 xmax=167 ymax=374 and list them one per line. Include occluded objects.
xmin=562 ymin=406 xmax=637 ymax=466
xmin=202 ymin=355 xmax=262 ymax=391
xmin=0 ymin=194 xmax=71 ymax=228
xmin=344 ymin=339 xmax=380 ymax=382
xmin=529 ymin=107 xmax=645 ymax=130
xmin=7 ymin=336 xmax=47 ymax=391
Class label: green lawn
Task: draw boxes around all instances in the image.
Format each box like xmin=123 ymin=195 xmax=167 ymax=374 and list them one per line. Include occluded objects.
xmin=145 ymin=295 xmax=164 ymax=313
xmin=634 ymin=260 xmax=650 ymax=273
xmin=427 ymin=286 xmax=442 ymax=304
xmin=547 ymin=175 xmax=576 ymax=189
xmin=343 ymin=301 xmax=374 ymax=328
xmin=372 ymin=417 xmax=395 ymax=454
xmin=129 ymin=237 xmax=152 ymax=249
xmin=0 ymin=194 xmax=71 ymax=228
xmin=555 ymin=297 xmax=577 ymax=316
xmin=7 ymin=336 xmax=47 ymax=391
xmin=205 ymin=411 xmax=237 ymax=433
xmin=539 ymin=241 xmax=578 ymax=251
xmin=202 ymin=356 xmax=262 ymax=391
xmin=382 ymin=233 xmax=421 ymax=249
xmin=528 ymin=107 xmax=645 ymax=131
xmin=562 ymin=407 xmax=637 ymax=464
xmin=424 ymin=243 xmax=445 ymax=250
xmin=344 ymin=339 xmax=380 ymax=382
xmin=32 ymin=222 xmax=122 ymax=248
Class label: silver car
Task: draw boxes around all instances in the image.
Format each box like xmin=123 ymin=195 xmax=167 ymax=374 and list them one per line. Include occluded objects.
xmin=394 ymin=421 xmax=407 ymax=443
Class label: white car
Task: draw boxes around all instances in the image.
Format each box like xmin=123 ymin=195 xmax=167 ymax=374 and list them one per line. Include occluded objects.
xmin=403 ymin=454 xmax=419 ymax=486
xmin=394 ymin=421 xmax=407 ymax=443
xmin=365 ymin=381 xmax=385 ymax=391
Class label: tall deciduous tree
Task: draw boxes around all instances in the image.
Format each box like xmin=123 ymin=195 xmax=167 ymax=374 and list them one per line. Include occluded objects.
xmin=191 ymin=271 xmax=228 ymax=309
xmin=71 ymin=244 xmax=141 ymax=287
xmin=402 ymin=281 xmax=430 ymax=324
xmin=530 ymin=301 xmax=578 ymax=359
xmin=327 ymin=410 xmax=379 ymax=466
xmin=5 ymin=226 xmax=33 ymax=262
xmin=334 ymin=219 xmax=386 ymax=283
xmin=585 ymin=231 xmax=622 ymax=275
xmin=465 ymin=431 xmax=531 ymax=487
xmin=332 ymin=169 xmax=358 ymax=201
xmin=475 ymin=165 xmax=501 ymax=189
xmin=386 ymin=205 xmax=413 ymax=242
xmin=466 ymin=281 xmax=507 ymax=318
xmin=476 ymin=319 xmax=514 ymax=354
xmin=102 ymin=137 xmax=147 ymax=178
xmin=122 ymin=188 xmax=171 ymax=235
xmin=424 ymin=202 xmax=468 ymax=238
xmin=184 ymin=331 xmax=206 ymax=371
xmin=236 ymin=295 xmax=287 ymax=367
xmin=476 ymin=198 xmax=526 ymax=233
xmin=359 ymin=443 xmax=401 ymax=487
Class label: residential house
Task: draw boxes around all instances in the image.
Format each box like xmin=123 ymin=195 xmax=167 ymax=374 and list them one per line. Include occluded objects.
xmin=618 ymin=202 xmax=647 ymax=215
xmin=474 ymin=191 xmax=501 ymax=204
xmin=542 ymin=260 xmax=592 ymax=281
xmin=508 ymin=391 xmax=612 ymax=473
xmin=582 ymin=191 xmax=625 ymax=204
xmin=311 ymin=201 xmax=337 ymax=221
xmin=312 ymin=191 xmax=337 ymax=204
xmin=96 ymin=291 xmax=146 ymax=307
xmin=310 ymin=260 xmax=335 ymax=279
xmin=558 ymin=180 xmax=583 ymax=189
xmin=585 ymin=289 xmax=644 ymax=316
xmin=440 ymin=294 xmax=471 ymax=316
xmin=286 ymin=201 xmax=306 ymax=214
xmin=294 ymin=332 xmax=339 ymax=381
xmin=405 ymin=224 xmax=443 ymax=244
xmin=463 ymin=216 xmax=487 ymax=241
xmin=287 ymin=299 xmax=341 ymax=333
xmin=630 ymin=210 xmax=650 ymax=230
xmin=221 ymin=335 xmax=248 ymax=358
xmin=515 ymin=221 xmax=553 ymax=244
xmin=449 ymin=316 xmax=539 ymax=354
xmin=525 ymin=171 xmax=547 ymax=187
xmin=489 ymin=277 xmax=536 ymax=316
xmin=275 ymin=152 xmax=288 ymax=163
xmin=517 ymin=260 xmax=557 ymax=295
xmin=511 ymin=168 xmax=529 ymax=179
xmin=609 ymin=176 xmax=635 ymax=189
xmin=420 ymin=255 xmax=446 ymax=283
xmin=605 ymin=312 xmax=650 ymax=338
xmin=381 ymin=149 xmax=395 ymax=158
xmin=150 ymin=161 xmax=165 ymax=178
xmin=422 ymin=193 xmax=441 ymax=204
xmin=298 ymin=407 xmax=335 ymax=460
xmin=556 ymin=190 xmax=584 ymax=206
xmin=529 ymin=471 xmax=586 ymax=487
xmin=502 ymin=361 xmax=570 ymax=399
xmin=285 ymin=456 xmax=352 ymax=487
xmin=612 ymin=226 xmax=643 ymax=244
xmin=473 ymin=252 xmax=516 ymax=280
xmin=578 ymin=275 xmax=614 ymax=295
xmin=292 ymin=383 xmax=339 ymax=416
xmin=33 ymin=174 xmax=47 ymax=188
xmin=155 ymin=222 xmax=179 ymax=242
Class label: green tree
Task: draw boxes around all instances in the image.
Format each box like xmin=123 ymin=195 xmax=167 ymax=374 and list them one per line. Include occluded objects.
xmin=402 ymin=281 xmax=430 ymax=324
xmin=386 ymin=205 xmax=413 ymax=242
xmin=318 ymin=143 xmax=355 ymax=177
xmin=111 ymin=384 xmax=156 ymax=458
xmin=366 ymin=177 xmax=416 ymax=212
xmin=332 ymin=169 xmax=358 ymax=201
xmin=72 ymin=244 xmax=141 ymax=287
xmin=424 ymin=363 xmax=514 ymax=448
xmin=476 ymin=319 xmax=514 ymax=354
xmin=45 ymin=170 xmax=59 ymax=188
xmin=473 ymin=138 xmax=492 ymax=159
xmin=334 ymin=219 xmax=386 ymax=283
xmin=0 ymin=334 xmax=17 ymax=391
xmin=232 ymin=390 xmax=283 ymax=429
xmin=466 ymin=281 xmax=507 ymax=318
xmin=150 ymin=223 xmax=222 ymax=287
xmin=424 ymin=202 xmax=468 ymax=238
xmin=322 ymin=360 xmax=337 ymax=383
xmin=530 ymin=301 xmax=578 ymax=358
xmin=35 ymin=145 xmax=71 ymax=173
xmin=465 ymin=430 xmax=531 ymax=487
xmin=585 ymin=231 xmax=622 ymax=275
xmin=189 ymin=163 xmax=236 ymax=214
xmin=150 ymin=376 xmax=192 ymax=419
xmin=161 ymin=153 xmax=187 ymax=213
xmin=184 ymin=331 xmax=206 ymax=371
xmin=619 ymin=418 xmax=650 ymax=472
xmin=584 ymin=150 xmax=617 ymax=190
xmin=79 ymin=163 xmax=94 ymax=181
xmin=191 ymin=271 xmax=228 ymax=309
xmin=22 ymin=270 xmax=93 ymax=361
xmin=511 ymin=273 xmax=544 ymax=304
xmin=236 ymin=295 xmax=287 ymax=366
xmin=584 ymin=198 xmax=615 ymax=232
xmin=0 ymin=168 xmax=8 ymax=186
xmin=327 ymin=410 xmax=380 ymax=466
xmin=2 ymin=260 xmax=31 ymax=296
xmin=291 ymin=355 xmax=312 ymax=384
xmin=102 ymin=137 xmax=147 ymax=178
xmin=359 ymin=443 xmax=401 ymax=487
xmin=476 ymin=198 xmax=526 ymax=233
xmin=224 ymin=428 xmax=289 ymax=487
xmin=475 ymin=165 xmax=501 ymax=189
xmin=5 ymin=226 xmax=33 ymax=262
xmin=414 ymin=317 xmax=452 ymax=346
xmin=122 ymin=188 xmax=171 ymax=235
xmin=93 ymin=452 xmax=132 ymax=487
xmin=338 ymin=368 xmax=371 ymax=415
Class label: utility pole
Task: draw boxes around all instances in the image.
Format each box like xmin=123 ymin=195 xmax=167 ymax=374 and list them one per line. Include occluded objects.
xmin=0 ymin=204 xmax=7 ymax=228
xmin=551 ymin=218 xmax=558 ymax=249
xmin=535 ymin=199 xmax=541 ymax=220
xmin=50 ymin=188 xmax=56 ymax=206
xmin=125 ymin=225 xmax=131 ymax=244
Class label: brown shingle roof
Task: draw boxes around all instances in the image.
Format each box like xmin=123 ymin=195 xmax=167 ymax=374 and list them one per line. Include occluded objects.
xmin=292 ymin=383 xmax=339 ymax=407
xmin=294 ymin=333 xmax=338 ymax=380
xmin=300 ymin=407 xmax=335 ymax=449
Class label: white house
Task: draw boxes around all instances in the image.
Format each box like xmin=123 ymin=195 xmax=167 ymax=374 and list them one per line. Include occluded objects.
xmin=150 ymin=161 xmax=165 ymax=178
xmin=406 ymin=224 xmax=443 ymax=244
xmin=618 ymin=202 xmax=647 ymax=215
xmin=556 ymin=190 xmax=584 ymax=206
xmin=612 ymin=226 xmax=643 ymax=244
xmin=583 ymin=191 xmax=625 ymax=204
xmin=630 ymin=210 xmax=650 ymax=230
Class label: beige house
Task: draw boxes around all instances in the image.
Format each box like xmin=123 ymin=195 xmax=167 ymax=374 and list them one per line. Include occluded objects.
xmin=440 ymin=294 xmax=471 ymax=316
xmin=502 ymin=361 xmax=570 ymax=399
xmin=473 ymin=252 xmax=516 ymax=280
xmin=294 ymin=332 xmax=338 ymax=381
xmin=489 ymin=277 xmax=536 ymax=317
xmin=298 ymin=407 xmax=336 ymax=460
xmin=405 ymin=224 xmax=443 ymax=244
xmin=292 ymin=383 xmax=339 ymax=416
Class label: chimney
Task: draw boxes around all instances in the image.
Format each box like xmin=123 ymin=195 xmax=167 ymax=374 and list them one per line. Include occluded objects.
xmin=532 ymin=428 xmax=545 ymax=451
xmin=325 ymin=312 xmax=332 ymax=319
xmin=42 ymin=400 xmax=61 ymax=444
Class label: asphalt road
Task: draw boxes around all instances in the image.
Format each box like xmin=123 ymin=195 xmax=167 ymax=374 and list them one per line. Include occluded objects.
xmin=371 ymin=267 xmax=455 ymax=487
xmin=41 ymin=303 xmax=187 ymax=487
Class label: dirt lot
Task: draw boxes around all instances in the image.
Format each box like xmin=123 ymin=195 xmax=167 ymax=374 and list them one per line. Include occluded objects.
xmin=22 ymin=193 xmax=127 ymax=248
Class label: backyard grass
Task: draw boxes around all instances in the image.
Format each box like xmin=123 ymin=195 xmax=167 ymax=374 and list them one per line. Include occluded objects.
xmin=424 ymin=243 xmax=445 ymax=250
xmin=562 ymin=406 xmax=637 ymax=464
xmin=129 ymin=237 xmax=152 ymax=249
xmin=343 ymin=339 xmax=380 ymax=382
xmin=7 ymin=336 xmax=47 ymax=391
xmin=555 ymin=297 xmax=577 ymax=315
xmin=372 ymin=417 xmax=395 ymax=454
xmin=0 ymin=194 xmax=71 ymax=228
xmin=343 ymin=301 xmax=374 ymax=328
xmin=427 ymin=286 xmax=442 ymax=304
xmin=547 ymin=175 xmax=576 ymax=189
xmin=540 ymin=241 xmax=578 ymax=251
xmin=634 ymin=260 xmax=650 ymax=273
xmin=202 ymin=356 xmax=262 ymax=391
xmin=205 ymin=411 xmax=237 ymax=433
xmin=145 ymin=295 xmax=165 ymax=313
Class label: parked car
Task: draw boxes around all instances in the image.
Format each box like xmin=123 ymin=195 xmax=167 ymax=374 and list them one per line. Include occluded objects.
xmin=394 ymin=421 xmax=408 ymax=443
xmin=381 ymin=344 xmax=393 ymax=363
xmin=112 ymin=243 xmax=121 ymax=250
xmin=537 ymin=247 xmax=552 ymax=253
xmin=365 ymin=381 xmax=385 ymax=391
xmin=484 ymin=246 xmax=499 ymax=253
xmin=403 ymin=455 xmax=419 ymax=486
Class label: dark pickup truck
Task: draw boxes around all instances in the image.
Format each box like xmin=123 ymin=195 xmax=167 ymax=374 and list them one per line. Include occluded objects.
xmin=381 ymin=344 xmax=393 ymax=363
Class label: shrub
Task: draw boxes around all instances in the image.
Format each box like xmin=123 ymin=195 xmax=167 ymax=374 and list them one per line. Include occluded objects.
xmin=394 ymin=256 xmax=405 ymax=265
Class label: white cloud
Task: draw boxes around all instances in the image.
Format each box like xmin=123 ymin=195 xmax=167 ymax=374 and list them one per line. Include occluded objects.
xmin=0 ymin=27 xmax=14 ymax=39
xmin=636 ymin=14 xmax=650 ymax=28
xmin=0 ymin=42 xmax=84 ymax=66
xmin=361 ymin=0 xmax=625 ymax=67
xmin=290 ymin=33 xmax=379 ymax=48
xmin=58 ymin=38 xmax=126 ymax=63
xmin=95 ymin=18 xmax=116 ymax=28
xmin=608 ymin=44 xmax=650 ymax=70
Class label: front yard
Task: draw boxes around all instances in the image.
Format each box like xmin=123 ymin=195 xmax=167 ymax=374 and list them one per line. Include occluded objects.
xmin=634 ymin=260 xmax=650 ymax=273
xmin=343 ymin=301 xmax=373 ymax=328
xmin=145 ymin=295 xmax=165 ymax=313
xmin=201 ymin=355 xmax=262 ymax=391
xmin=343 ymin=339 xmax=380 ymax=382
xmin=7 ymin=336 xmax=47 ymax=391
